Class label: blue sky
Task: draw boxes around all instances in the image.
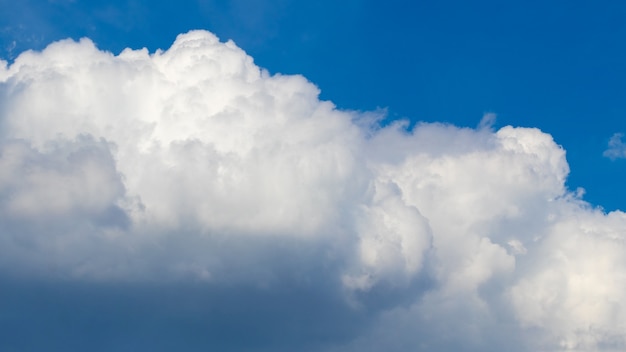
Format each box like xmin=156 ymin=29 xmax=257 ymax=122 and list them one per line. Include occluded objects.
xmin=2 ymin=0 xmax=624 ymax=210
xmin=2 ymin=1 xmax=626 ymax=351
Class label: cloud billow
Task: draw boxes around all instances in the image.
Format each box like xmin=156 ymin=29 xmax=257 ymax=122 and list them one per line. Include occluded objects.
xmin=1 ymin=30 xmax=625 ymax=351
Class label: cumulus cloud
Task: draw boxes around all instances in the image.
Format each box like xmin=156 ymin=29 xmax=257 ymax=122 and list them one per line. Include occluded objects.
xmin=1 ymin=30 xmax=626 ymax=351
xmin=604 ymin=132 xmax=626 ymax=160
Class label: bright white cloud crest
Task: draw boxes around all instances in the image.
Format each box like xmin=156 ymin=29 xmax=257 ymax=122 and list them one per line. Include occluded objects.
xmin=1 ymin=30 xmax=625 ymax=351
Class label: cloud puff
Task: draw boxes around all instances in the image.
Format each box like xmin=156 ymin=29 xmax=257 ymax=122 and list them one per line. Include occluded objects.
xmin=1 ymin=30 xmax=626 ymax=351
xmin=604 ymin=133 xmax=626 ymax=160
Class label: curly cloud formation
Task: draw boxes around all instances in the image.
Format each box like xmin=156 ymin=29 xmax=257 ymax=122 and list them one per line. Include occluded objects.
xmin=1 ymin=30 xmax=625 ymax=351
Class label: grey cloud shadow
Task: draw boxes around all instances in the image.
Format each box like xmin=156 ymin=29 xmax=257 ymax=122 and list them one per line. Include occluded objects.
xmin=0 ymin=275 xmax=370 ymax=352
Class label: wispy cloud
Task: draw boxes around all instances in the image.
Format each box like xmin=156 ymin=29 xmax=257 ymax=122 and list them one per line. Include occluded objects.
xmin=604 ymin=133 xmax=626 ymax=160
xmin=1 ymin=30 xmax=626 ymax=351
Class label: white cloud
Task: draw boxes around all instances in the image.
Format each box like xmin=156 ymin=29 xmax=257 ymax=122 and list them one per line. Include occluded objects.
xmin=1 ymin=30 xmax=626 ymax=351
xmin=604 ymin=133 xmax=626 ymax=160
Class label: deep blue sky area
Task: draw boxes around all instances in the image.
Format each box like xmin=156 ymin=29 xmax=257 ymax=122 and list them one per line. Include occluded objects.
xmin=1 ymin=0 xmax=625 ymax=210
